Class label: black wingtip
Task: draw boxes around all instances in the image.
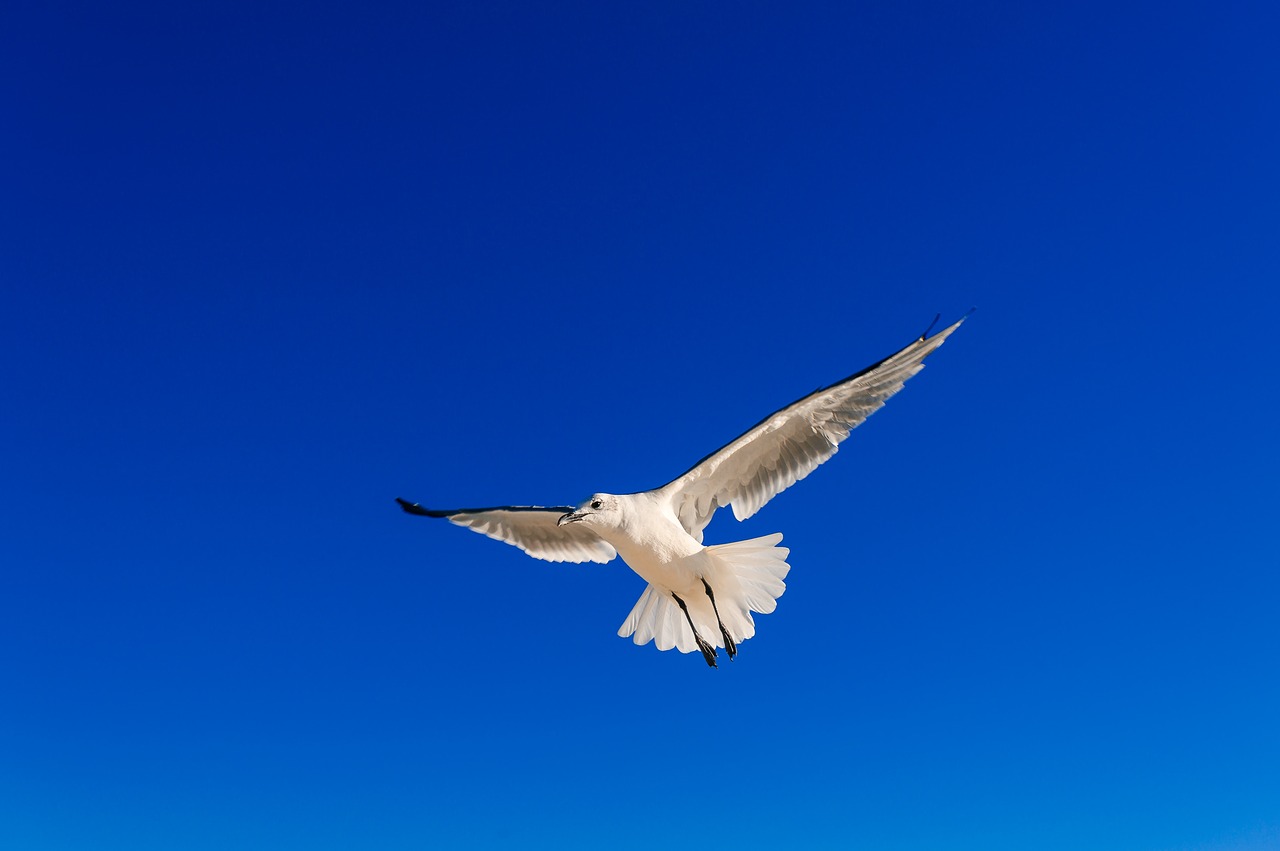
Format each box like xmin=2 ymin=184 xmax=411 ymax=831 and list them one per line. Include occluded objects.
xmin=396 ymin=497 xmax=432 ymax=516
xmin=920 ymin=308 xmax=977 ymax=341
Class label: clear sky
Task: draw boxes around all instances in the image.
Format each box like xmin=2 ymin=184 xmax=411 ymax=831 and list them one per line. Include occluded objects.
xmin=3 ymin=1 xmax=1279 ymax=849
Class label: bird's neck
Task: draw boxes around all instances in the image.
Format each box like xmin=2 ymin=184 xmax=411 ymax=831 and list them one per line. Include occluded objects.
xmin=598 ymin=496 xmax=702 ymax=565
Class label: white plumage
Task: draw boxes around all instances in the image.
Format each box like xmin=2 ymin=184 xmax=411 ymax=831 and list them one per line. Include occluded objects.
xmin=398 ymin=314 xmax=967 ymax=666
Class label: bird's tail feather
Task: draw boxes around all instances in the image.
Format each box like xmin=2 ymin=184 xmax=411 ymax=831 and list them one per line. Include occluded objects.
xmin=618 ymin=533 xmax=790 ymax=653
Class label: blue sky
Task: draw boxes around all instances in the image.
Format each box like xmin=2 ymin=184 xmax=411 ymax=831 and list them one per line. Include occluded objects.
xmin=3 ymin=1 xmax=1279 ymax=849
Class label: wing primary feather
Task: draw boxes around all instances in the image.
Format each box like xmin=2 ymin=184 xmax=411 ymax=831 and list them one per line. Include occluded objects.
xmin=396 ymin=497 xmax=438 ymax=516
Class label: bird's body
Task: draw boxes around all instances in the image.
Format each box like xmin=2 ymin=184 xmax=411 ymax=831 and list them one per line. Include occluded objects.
xmin=399 ymin=314 xmax=968 ymax=666
xmin=561 ymin=489 xmax=790 ymax=663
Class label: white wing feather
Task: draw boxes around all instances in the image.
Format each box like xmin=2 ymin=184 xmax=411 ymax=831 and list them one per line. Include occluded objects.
xmin=406 ymin=504 xmax=618 ymax=564
xmin=659 ymin=315 xmax=967 ymax=540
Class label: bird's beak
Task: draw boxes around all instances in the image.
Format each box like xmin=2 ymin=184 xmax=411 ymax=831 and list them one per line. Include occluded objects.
xmin=557 ymin=511 xmax=585 ymax=527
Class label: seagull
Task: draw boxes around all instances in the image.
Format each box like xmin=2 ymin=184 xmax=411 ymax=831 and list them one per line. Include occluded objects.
xmin=398 ymin=314 xmax=968 ymax=667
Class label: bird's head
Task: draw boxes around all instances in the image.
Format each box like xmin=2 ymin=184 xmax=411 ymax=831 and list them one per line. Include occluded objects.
xmin=557 ymin=493 xmax=620 ymax=529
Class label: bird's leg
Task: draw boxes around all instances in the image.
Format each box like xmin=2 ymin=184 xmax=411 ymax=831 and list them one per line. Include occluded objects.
xmin=671 ymin=593 xmax=717 ymax=668
xmin=700 ymin=578 xmax=736 ymax=661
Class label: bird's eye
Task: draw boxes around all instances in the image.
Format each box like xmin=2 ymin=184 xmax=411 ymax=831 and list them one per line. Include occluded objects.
xmin=591 ymin=499 xmax=602 ymax=510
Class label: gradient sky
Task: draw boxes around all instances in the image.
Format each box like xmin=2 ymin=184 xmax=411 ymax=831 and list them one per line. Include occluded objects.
xmin=3 ymin=1 xmax=1279 ymax=849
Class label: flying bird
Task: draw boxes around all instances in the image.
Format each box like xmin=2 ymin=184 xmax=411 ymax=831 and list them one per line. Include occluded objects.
xmin=398 ymin=314 xmax=968 ymax=667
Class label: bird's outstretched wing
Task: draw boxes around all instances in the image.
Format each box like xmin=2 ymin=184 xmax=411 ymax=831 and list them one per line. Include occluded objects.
xmin=658 ymin=314 xmax=968 ymax=541
xmin=396 ymin=499 xmax=618 ymax=564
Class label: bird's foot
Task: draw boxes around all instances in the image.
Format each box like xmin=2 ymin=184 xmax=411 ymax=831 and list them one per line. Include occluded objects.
xmin=700 ymin=577 xmax=736 ymax=661
xmin=719 ymin=625 xmax=737 ymax=661
xmin=695 ymin=633 xmax=718 ymax=668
